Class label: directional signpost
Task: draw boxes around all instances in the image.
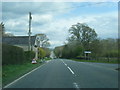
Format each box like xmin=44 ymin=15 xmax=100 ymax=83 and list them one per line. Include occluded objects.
xmin=84 ymin=51 xmax=91 ymax=60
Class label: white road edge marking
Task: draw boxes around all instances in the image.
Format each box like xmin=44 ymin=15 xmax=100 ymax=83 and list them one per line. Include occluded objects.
xmin=67 ymin=66 xmax=75 ymax=75
xmin=73 ymin=82 xmax=80 ymax=90
xmin=3 ymin=61 xmax=50 ymax=88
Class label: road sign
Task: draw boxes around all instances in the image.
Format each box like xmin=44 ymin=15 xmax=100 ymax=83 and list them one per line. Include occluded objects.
xmin=84 ymin=51 xmax=91 ymax=54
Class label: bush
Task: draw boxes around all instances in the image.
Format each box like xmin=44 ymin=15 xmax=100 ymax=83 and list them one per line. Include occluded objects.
xmin=76 ymin=56 xmax=85 ymax=59
xmin=2 ymin=44 xmax=25 ymax=65
xmin=61 ymin=44 xmax=84 ymax=59
xmin=104 ymin=50 xmax=118 ymax=58
xmin=38 ymin=48 xmax=46 ymax=59
xmin=24 ymin=51 xmax=35 ymax=62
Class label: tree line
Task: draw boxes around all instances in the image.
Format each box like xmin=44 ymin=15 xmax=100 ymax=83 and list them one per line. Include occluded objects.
xmin=54 ymin=23 xmax=118 ymax=62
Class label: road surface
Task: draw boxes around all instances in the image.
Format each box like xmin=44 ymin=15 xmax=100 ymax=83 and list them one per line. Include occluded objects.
xmin=4 ymin=59 xmax=118 ymax=88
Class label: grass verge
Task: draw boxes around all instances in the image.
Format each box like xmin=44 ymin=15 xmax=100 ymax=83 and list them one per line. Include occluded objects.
xmin=44 ymin=58 xmax=51 ymax=61
xmin=0 ymin=66 xmax=2 ymax=89
xmin=2 ymin=60 xmax=44 ymax=87
xmin=71 ymin=59 xmax=119 ymax=64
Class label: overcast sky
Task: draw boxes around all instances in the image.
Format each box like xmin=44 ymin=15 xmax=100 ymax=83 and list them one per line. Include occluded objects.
xmin=2 ymin=1 xmax=118 ymax=48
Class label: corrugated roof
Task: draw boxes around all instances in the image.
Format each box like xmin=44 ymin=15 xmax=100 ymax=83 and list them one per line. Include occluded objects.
xmin=2 ymin=36 xmax=36 ymax=45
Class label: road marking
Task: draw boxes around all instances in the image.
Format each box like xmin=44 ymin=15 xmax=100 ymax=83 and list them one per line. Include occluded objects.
xmin=61 ymin=59 xmax=75 ymax=75
xmin=62 ymin=60 xmax=68 ymax=65
xmin=3 ymin=63 xmax=47 ymax=88
xmin=61 ymin=60 xmax=67 ymax=65
xmin=61 ymin=60 xmax=65 ymax=64
xmin=67 ymin=66 xmax=75 ymax=75
xmin=62 ymin=61 xmax=67 ymax=66
xmin=73 ymin=82 xmax=80 ymax=90
xmin=46 ymin=60 xmax=51 ymax=63
xmin=65 ymin=63 xmax=67 ymax=66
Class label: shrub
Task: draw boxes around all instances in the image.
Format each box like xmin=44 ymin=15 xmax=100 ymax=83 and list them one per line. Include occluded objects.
xmin=38 ymin=48 xmax=46 ymax=59
xmin=2 ymin=44 xmax=25 ymax=65
xmin=24 ymin=51 xmax=35 ymax=62
xmin=104 ymin=50 xmax=118 ymax=58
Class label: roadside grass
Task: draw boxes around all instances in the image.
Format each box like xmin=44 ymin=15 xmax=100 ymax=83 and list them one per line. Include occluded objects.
xmin=2 ymin=59 xmax=45 ymax=87
xmin=0 ymin=66 xmax=2 ymax=89
xmin=71 ymin=58 xmax=119 ymax=64
xmin=44 ymin=58 xmax=51 ymax=61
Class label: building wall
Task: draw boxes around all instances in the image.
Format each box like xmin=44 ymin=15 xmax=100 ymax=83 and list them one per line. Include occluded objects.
xmin=14 ymin=45 xmax=36 ymax=52
xmin=14 ymin=45 xmax=28 ymax=51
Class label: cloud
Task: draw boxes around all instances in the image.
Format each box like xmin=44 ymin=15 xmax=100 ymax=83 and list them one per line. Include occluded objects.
xmin=49 ymin=40 xmax=66 ymax=48
xmin=2 ymin=2 xmax=118 ymax=48
xmin=2 ymin=2 xmax=72 ymax=20
xmin=85 ymin=12 xmax=118 ymax=39
xmin=32 ymin=14 xmax=53 ymax=27
xmin=3 ymin=11 xmax=118 ymax=48
xmin=33 ymin=11 xmax=117 ymax=48
xmin=2 ymin=0 xmax=119 ymax=2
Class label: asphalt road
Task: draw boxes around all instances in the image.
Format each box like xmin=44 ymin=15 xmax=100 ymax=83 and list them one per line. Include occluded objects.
xmin=4 ymin=59 xmax=118 ymax=88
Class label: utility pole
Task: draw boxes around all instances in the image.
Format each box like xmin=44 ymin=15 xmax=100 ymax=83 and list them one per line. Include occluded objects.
xmin=34 ymin=36 xmax=39 ymax=60
xmin=28 ymin=12 xmax=32 ymax=51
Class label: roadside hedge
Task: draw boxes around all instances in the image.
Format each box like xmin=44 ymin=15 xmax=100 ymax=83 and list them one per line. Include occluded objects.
xmin=24 ymin=51 xmax=35 ymax=62
xmin=2 ymin=44 xmax=25 ymax=65
xmin=2 ymin=44 xmax=35 ymax=65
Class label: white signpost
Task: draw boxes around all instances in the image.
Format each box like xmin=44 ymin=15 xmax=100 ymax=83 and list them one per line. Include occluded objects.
xmin=84 ymin=51 xmax=91 ymax=54
xmin=84 ymin=51 xmax=91 ymax=60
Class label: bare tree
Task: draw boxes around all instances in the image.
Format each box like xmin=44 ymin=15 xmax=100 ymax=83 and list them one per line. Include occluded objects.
xmin=0 ymin=22 xmax=14 ymax=37
xmin=35 ymin=34 xmax=50 ymax=48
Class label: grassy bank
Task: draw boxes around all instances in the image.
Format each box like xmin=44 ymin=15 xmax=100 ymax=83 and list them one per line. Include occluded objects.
xmin=71 ymin=58 xmax=119 ymax=64
xmin=2 ymin=60 xmax=45 ymax=87
xmin=44 ymin=58 xmax=52 ymax=61
xmin=0 ymin=67 xmax=2 ymax=89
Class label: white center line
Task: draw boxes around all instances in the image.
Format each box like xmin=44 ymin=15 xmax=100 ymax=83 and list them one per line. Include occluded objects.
xmin=73 ymin=82 xmax=80 ymax=90
xmin=65 ymin=63 xmax=67 ymax=66
xmin=61 ymin=60 xmax=80 ymax=89
xmin=61 ymin=59 xmax=75 ymax=75
xmin=67 ymin=66 xmax=75 ymax=75
xmin=61 ymin=59 xmax=67 ymax=66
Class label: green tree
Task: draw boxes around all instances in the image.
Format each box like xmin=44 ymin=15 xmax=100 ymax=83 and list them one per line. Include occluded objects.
xmin=90 ymin=39 xmax=102 ymax=59
xmin=61 ymin=44 xmax=70 ymax=58
xmin=68 ymin=23 xmax=97 ymax=50
xmin=54 ymin=46 xmax=64 ymax=58
xmin=43 ymin=48 xmax=51 ymax=58
xmin=61 ymin=43 xmax=84 ymax=59
xmin=38 ymin=48 xmax=46 ymax=59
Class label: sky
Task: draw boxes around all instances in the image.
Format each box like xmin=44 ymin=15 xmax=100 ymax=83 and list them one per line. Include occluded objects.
xmin=1 ymin=1 xmax=118 ymax=48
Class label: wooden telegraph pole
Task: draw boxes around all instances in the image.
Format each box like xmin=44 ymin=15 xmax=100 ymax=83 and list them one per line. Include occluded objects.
xmin=28 ymin=12 xmax=32 ymax=51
